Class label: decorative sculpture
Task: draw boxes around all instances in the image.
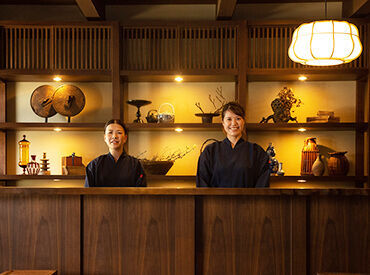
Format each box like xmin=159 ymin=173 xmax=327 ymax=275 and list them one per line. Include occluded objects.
xmin=260 ymin=87 xmax=302 ymax=123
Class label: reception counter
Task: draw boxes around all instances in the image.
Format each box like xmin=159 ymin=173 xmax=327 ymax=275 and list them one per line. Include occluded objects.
xmin=0 ymin=188 xmax=369 ymax=275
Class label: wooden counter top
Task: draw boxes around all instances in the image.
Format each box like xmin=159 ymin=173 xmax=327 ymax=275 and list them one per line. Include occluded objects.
xmin=0 ymin=187 xmax=369 ymax=195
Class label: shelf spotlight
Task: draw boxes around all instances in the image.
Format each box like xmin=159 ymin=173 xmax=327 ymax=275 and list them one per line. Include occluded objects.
xmin=175 ymin=128 xmax=183 ymax=133
xmin=54 ymin=128 xmax=62 ymax=132
xmin=297 ymin=179 xmax=307 ymax=183
xmin=53 ymin=76 xmax=62 ymax=82
xmin=174 ymin=76 xmax=183 ymax=82
xmin=298 ymin=75 xmax=307 ymax=81
xmin=298 ymin=128 xmax=306 ymax=132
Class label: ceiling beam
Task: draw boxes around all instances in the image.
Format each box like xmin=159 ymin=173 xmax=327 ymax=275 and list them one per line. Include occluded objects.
xmin=75 ymin=0 xmax=105 ymax=20
xmin=342 ymin=0 xmax=370 ymax=18
xmin=216 ymin=0 xmax=237 ymax=19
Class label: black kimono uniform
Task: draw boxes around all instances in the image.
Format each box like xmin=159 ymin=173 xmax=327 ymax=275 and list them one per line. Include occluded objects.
xmin=85 ymin=151 xmax=146 ymax=187
xmin=196 ymin=138 xmax=269 ymax=187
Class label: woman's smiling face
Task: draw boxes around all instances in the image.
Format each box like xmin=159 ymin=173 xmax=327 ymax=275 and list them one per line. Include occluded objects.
xmin=222 ymin=110 xmax=245 ymax=139
xmin=104 ymin=123 xmax=127 ymax=151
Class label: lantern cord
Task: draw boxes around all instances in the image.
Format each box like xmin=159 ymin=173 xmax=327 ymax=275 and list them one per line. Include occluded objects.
xmin=325 ymin=0 xmax=327 ymax=19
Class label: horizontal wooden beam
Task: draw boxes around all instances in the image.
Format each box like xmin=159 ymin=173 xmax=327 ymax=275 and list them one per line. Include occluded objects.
xmin=75 ymin=0 xmax=105 ymax=20
xmin=342 ymin=0 xmax=370 ymax=18
xmin=216 ymin=0 xmax=237 ymax=19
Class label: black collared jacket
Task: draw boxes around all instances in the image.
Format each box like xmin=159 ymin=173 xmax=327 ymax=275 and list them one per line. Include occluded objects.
xmin=85 ymin=151 xmax=146 ymax=187
xmin=196 ymin=138 xmax=269 ymax=188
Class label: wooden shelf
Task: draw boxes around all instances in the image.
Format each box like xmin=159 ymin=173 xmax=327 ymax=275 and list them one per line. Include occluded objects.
xmin=126 ymin=123 xmax=222 ymax=131
xmin=0 ymin=69 xmax=111 ymax=82
xmin=245 ymin=122 xmax=368 ymax=132
xmin=0 ymin=175 xmax=85 ymax=180
xmin=1 ymin=175 xmax=366 ymax=183
xmin=0 ymin=122 xmax=105 ymax=131
xmin=246 ymin=68 xmax=369 ymax=81
xmin=125 ymin=122 xmax=367 ymax=132
xmin=1 ymin=122 xmax=366 ymax=132
xmin=120 ymin=70 xmax=237 ymax=82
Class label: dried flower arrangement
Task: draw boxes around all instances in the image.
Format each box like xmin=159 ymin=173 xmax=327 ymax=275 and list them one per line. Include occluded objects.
xmin=138 ymin=145 xmax=196 ymax=175
xmin=138 ymin=145 xmax=196 ymax=162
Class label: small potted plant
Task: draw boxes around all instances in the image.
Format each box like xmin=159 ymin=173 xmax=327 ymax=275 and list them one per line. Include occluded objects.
xmin=195 ymin=86 xmax=226 ymax=123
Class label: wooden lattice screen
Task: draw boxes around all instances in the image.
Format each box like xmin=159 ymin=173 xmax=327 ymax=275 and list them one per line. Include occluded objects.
xmin=1 ymin=26 xmax=53 ymax=70
xmin=121 ymin=27 xmax=178 ymax=70
xmin=248 ymin=23 xmax=368 ymax=69
xmin=0 ymin=25 xmax=112 ymax=70
xmin=180 ymin=26 xmax=237 ymax=70
xmin=54 ymin=26 xmax=111 ymax=70
xmin=121 ymin=25 xmax=238 ymax=71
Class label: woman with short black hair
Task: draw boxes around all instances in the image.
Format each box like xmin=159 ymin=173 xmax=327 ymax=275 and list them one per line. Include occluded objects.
xmin=196 ymin=102 xmax=269 ymax=188
xmin=85 ymin=119 xmax=146 ymax=187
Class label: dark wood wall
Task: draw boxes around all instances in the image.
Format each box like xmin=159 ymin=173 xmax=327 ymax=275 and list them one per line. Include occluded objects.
xmin=0 ymin=188 xmax=369 ymax=275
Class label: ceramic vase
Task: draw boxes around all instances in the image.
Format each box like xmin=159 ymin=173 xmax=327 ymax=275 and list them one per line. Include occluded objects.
xmin=312 ymin=154 xmax=325 ymax=176
xmin=328 ymin=151 xmax=349 ymax=176
xmin=301 ymin=137 xmax=319 ymax=176
xmin=26 ymin=155 xmax=40 ymax=175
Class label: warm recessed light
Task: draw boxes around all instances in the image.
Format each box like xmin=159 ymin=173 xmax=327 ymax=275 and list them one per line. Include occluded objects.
xmin=174 ymin=76 xmax=183 ymax=82
xmin=175 ymin=128 xmax=183 ymax=133
xmin=298 ymin=75 xmax=307 ymax=81
xmin=297 ymin=180 xmax=307 ymax=183
xmin=54 ymin=128 xmax=62 ymax=132
xmin=53 ymin=76 xmax=62 ymax=82
xmin=298 ymin=128 xmax=306 ymax=132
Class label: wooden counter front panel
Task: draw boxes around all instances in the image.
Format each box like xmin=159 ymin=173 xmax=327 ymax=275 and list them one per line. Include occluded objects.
xmin=0 ymin=195 xmax=80 ymax=275
xmin=196 ymin=196 xmax=302 ymax=275
xmin=310 ymin=196 xmax=370 ymax=275
xmin=83 ymin=195 xmax=195 ymax=275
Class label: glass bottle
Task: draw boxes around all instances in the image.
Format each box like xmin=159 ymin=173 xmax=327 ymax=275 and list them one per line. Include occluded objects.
xmin=18 ymin=135 xmax=30 ymax=175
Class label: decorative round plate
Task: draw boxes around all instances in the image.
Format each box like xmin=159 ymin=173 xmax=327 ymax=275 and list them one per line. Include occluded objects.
xmin=126 ymin=99 xmax=152 ymax=108
xmin=52 ymin=85 xmax=86 ymax=117
xmin=30 ymin=85 xmax=57 ymax=118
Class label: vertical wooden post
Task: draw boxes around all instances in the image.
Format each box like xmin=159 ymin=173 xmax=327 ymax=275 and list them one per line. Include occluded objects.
xmin=367 ymin=73 xmax=370 ymax=188
xmin=355 ymin=79 xmax=365 ymax=187
xmin=0 ymin=80 xmax=6 ymax=185
xmin=111 ymin=22 xmax=123 ymax=120
xmin=236 ymin=21 xmax=248 ymax=109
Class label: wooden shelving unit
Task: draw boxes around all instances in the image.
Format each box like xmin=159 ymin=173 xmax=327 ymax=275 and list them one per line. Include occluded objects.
xmin=0 ymin=21 xmax=368 ymax=187
xmin=0 ymin=122 xmax=105 ymax=131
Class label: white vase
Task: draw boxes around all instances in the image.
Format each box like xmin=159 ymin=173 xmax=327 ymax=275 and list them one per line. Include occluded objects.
xmin=312 ymin=154 xmax=325 ymax=176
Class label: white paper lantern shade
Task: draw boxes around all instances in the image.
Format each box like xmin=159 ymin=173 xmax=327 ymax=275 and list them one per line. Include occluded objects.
xmin=288 ymin=20 xmax=363 ymax=66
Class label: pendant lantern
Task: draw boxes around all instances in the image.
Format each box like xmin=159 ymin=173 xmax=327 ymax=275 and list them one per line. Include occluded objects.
xmin=288 ymin=20 xmax=362 ymax=66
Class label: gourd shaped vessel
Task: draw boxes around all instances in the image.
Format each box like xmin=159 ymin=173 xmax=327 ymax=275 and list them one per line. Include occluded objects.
xmin=27 ymin=155 xmax=40 ymax=175
xmin=301 ymin=137 xmax=319 ymax=176
xmin=328 ymin=151 xmax=349 ymax=176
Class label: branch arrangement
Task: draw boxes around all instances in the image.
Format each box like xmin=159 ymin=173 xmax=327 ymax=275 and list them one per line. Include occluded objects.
xmin=195 ymin=86 xmax=226 ymax=114
xmin=138 ymin=145 xmax=196 ymax=162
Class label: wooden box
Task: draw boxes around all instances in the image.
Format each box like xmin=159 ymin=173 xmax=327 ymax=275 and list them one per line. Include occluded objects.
xmin=62 ymin=155 xmax=82 ymax=166
xmin=62 ymin=165 xmax=86 ymax=176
